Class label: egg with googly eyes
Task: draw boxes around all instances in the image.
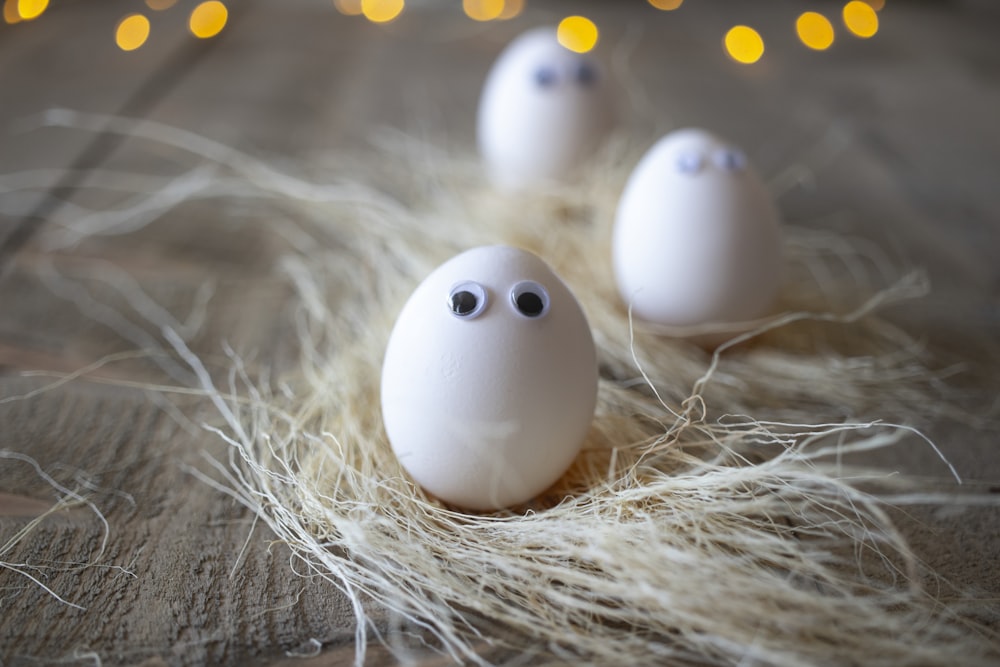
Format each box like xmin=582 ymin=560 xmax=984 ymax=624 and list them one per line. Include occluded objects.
xmin=477 ymin=27 xmax=614 ymax=190
xmin=380 ymin=245 xmax=598 ymax=510
xmin=612 ymin=128 xmax=783 ymax=329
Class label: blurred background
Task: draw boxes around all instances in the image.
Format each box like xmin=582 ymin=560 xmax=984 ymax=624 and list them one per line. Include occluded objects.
xmin=2 ymin=0 xmax=998 ymax=316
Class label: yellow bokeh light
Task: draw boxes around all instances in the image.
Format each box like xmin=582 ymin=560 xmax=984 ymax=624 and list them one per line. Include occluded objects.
xmin=189 ymin=0 xmax=227 ymax=38
xmin=796 ymin=12 xmax=834 ymax=51
xmin=361 ymin=0 xmax=404 ymax=23
xmin=145 ymin=0 xmax=177 ymax=10
xmin=648 ymin=0 xmax=683 ymax=10
xmin=333 ymin=0 xmax=363 ymax=16
xmin=864 ymin=0 xmax=885 ymax=10
xmin=17 ymin=0 xmax=47 ymax=20
xmin=498 ymin=0 xmax=523 ymax=20
xmin=463 ymin=0 xmax=503 ymax=22
xmin=843 ymin=0 xmax=879 ymax=38
xmin=557 ymin=16 xmax=598 ymax=54
xmin=4 ymin=0 xmax=22 ymax=24
xmin=116 ymin=14 xmax=151 ymax=52
xmin=724 ymin=25 xmax=764 ymax=64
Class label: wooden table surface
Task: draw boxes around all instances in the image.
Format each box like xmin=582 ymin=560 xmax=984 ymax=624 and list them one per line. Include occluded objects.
xmin=1 ymin=1 xmax=999 ymax=665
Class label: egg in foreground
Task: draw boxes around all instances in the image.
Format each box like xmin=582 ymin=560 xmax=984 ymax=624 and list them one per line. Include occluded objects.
xmin=381 ymin=245 xmax=598 ymax=510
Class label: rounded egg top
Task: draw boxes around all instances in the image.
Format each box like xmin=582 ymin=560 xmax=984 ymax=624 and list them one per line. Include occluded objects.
xmin=380 ymin=245 xmax=598 ymax=510
xmin=477 ymin=27 xmax=614 ymax=190
xmin=612 ymin=128 xmax=783 ymax=328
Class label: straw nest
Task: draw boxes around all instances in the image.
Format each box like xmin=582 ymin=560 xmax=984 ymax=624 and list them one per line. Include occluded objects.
xmin=12 ymin=111 xmax=1000 ymax=666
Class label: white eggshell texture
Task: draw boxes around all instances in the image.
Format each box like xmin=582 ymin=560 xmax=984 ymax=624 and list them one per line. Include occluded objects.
xmin=612 ymin=128 xmax=783 ymax=327
xmin=477 ymin=26 xmax=614 ymax=190
xmin=381 ymin=246 xmax=598 ymax=510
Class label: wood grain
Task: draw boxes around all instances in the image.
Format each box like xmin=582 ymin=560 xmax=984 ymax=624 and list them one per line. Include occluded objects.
xmin=0 ymin=380 xmax=369 ymax=665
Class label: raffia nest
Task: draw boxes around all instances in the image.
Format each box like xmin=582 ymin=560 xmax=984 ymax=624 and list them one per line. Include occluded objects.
xmin=13 ymin=111 xmax=999 ymax=666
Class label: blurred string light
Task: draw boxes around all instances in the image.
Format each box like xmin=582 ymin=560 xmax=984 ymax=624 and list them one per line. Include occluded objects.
xmin=333 ymin=0 xmax=521 ymax=24
xmin=189 ymin=0 xmax=227 ymax=38
xmin=796 ymin=11 xmax=834 ymax=51
xmin=843 ymin=1 xmax=879 ymax=37
xmin=463 ymin=0 xmax=502 ymax=22
xmin=16 ymin=0 xmax=47 ymax=20
xmin=116 ymin=13 xmax=151 ymax=51
xmin=648 ymin=0 xmax=683 ymax=10
xmin=497 ymin=0 xmax=523 ymax=20
xmin=334 ymin=0 xmax=363 ymax=16
xmin=3 ymin=0 xmax=21 ymax=24
xmin=724 ymin=25 xmax=763 ymax=64
xmin=145 ymin=0 xmax=177 ymax=10
xmin=361 ymin=0 xmax=404 ymax=23
xmin=557 ymin=16 xmax=598 ymax=54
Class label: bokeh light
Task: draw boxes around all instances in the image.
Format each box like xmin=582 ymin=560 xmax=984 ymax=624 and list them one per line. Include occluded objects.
xmin=333 ymin=0 xmax=363 ymax=16
xmin=361 ymin=0 xmax=404 ymax=23
xmin=145 ymin=0 xmax=177 ymax=10
xmin=189 ymin=1 xmax=227 ymax=38
xmin=497 ymin=0 xmax=523 ymax=20
xmin=796 ymin=12 xmax=834 ymax=51
xmin=463 ymin=0 xmax=502 ymax=22
xmin=648 ymin=0 xmax=683 ymax=10
xmin=116 ymin=14 xmax=151 ymax=51
xmin=4 ymin=0 xmax=21 ymax=24
xmin=864 ymin=0 xmax=885 ymax=10
xmin=557 ymin=16 xmax=598 ymax=54
xmin=724 ymin=25 xmax=764 ymax=64
xmin=843 ymin=1 xmax=879 ymax=38
xmin=17 ymin=0 xmax=47 ymax=20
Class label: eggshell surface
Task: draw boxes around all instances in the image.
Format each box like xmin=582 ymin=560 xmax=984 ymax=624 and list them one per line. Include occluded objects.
xmin=477 ymin=27 xmax=614 ymax=190
xmin=612 ymin=128 xmax=783 ymax=327
xmin=381 ymin=246 xmax=598 ymax=510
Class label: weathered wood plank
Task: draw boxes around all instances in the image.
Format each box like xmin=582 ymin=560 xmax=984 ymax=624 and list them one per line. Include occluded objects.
xmin=0 ymin=379 xmax=369 ymax=665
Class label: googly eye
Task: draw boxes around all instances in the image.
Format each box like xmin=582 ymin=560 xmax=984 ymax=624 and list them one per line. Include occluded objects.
xmin=533 ymin=66 xmax=558 ymax=88
xmin=575 ymin=61 xmax=598 ymax=86
xmin=448 ymin=281 xmax=488 ymax=319
xmin=713 ymin=148 xmax=747 ymax=172
xmin=510 ymin=281 xmax=550 ymax=319
xmin=676 ymin=150 xmax=705 ymax=175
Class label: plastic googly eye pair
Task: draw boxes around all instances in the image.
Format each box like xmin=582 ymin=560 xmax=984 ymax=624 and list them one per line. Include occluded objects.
xmin=675 ymin=148 xmax=747 ymax=174
xmin=533 ymin=62 xmax=598 ymax=89
xmin=448 ymin=281 xmax=550 ymax=319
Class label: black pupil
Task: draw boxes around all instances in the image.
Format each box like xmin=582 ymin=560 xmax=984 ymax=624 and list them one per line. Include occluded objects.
xmin=451 ymin=290 xmax=478 ymax=316
xmin=534 ymin=67 xmax=557 ymax=88
xmin=515 ymin=291 xmax=544 ymax=317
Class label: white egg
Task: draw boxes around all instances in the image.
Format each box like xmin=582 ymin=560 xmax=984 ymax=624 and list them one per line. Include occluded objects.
xmin=477 ymin=27 xmax=614 ymax=190
xmin=381 ymin=245 xmax=598 ymax=510
xmin=612 ymin=128 xmax=783 ymax=328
